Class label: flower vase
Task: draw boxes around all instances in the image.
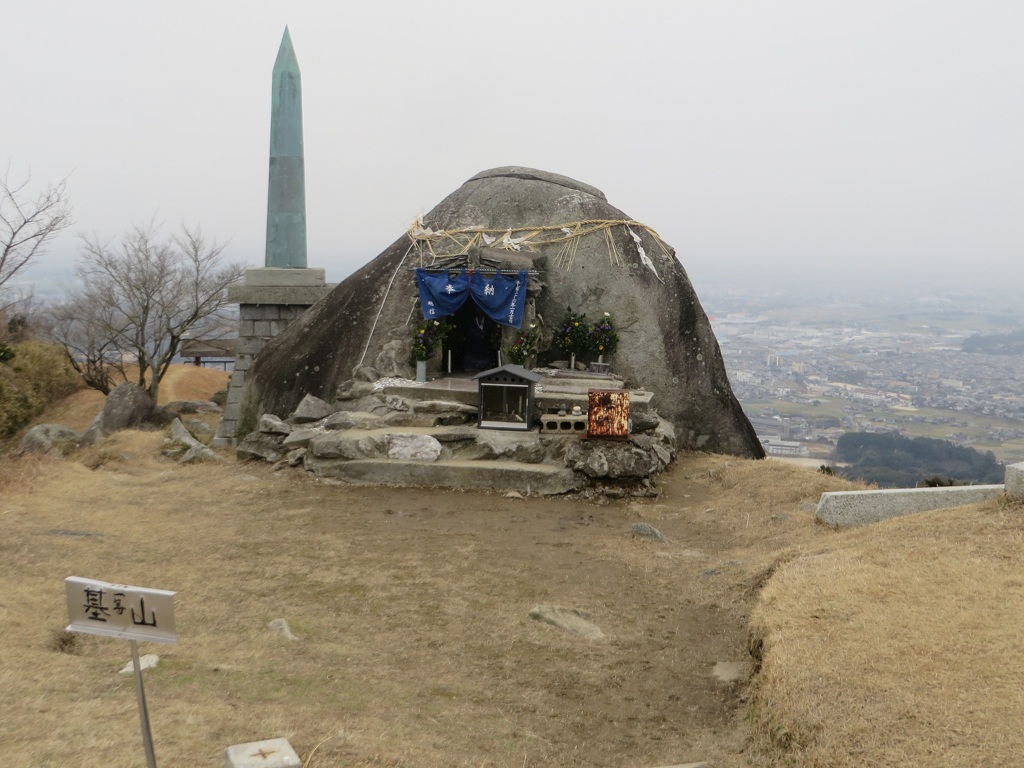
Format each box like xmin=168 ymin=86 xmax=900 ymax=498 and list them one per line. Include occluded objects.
xmin=415 ymin=360 xmax=427 ymax=382
xmin=570 ymin=354 xmax=576 ymax=370
xmin=598 ymin=354 xmax=604 ymax=364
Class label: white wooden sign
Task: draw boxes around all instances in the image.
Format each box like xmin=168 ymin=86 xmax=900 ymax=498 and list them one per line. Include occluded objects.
xmin=65 ymin=576 xmax=177 ymax=644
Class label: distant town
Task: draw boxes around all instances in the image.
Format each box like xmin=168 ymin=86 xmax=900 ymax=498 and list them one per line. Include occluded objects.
xmin=700 ymin=279 xmax=1024 ymax=465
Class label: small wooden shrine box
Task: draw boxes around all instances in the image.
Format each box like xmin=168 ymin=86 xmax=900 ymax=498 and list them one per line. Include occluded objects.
xmin=473 ymin=364 xmax=541 ymax=431
xmin=587 ymin=389 xmax=630 ymax=438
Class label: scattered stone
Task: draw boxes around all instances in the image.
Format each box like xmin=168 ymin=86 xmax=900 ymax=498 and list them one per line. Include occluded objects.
xmin=170 ymin=418 xmax=201 ymax=449
xmin=799 ymin=501 xmax=817 ymax=512
xmin=712 ymin=660 xmax=752 ymax=684
xmin=21 ymin=424 xmax=81 ymax=455
xmin=259 ymin=414 xmax=292 ymax=435
xmin=648 ymin=763 xmax=709 ymax=768
xmin=771 ymin=512 xmax=791 ymax=522
xmin=324 ymin=410 xmax=384 ymax=430
xmin=702 ymin=568 xmax=722 ymax=577
xmin=386 ymin=433 xmax=442 ymax=462
xmin=504 ymin=491 xmax=524 ymax=499
xmin=47 ymin=529 xmax=99 ymax=537
xmin=291 ymin=393 xmax=332 ymax=423
xmin=632 ymin=522 xmax=667 ymax=543
xmin=285 ymin=448 xmax=306 ymax=467
xmin=237 ymin=432 xmax=286 ymax=463
xmin=528 ymin=605 xmax=605 ymax=640
xmin=210 ymin=388 xmax=228 ymax=407
xmin=267 ymin=618 xmax=299 ymax=641
xmin=309 ymin=431 xmax=386 ymax=460
xmin=281 ymin=427 xmax=322 ymax=449
xmin=180 ymin=444 xmax=226 ymax=464
xmin=184 ymin=418 xmax=214 ymax=441
xmin=224 ymin=737 xmax=301 ymax=768
xmin=118 ymin=654 xmax=159 ymax=674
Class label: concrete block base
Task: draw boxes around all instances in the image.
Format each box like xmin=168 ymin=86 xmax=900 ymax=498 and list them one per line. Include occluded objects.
xmin=1006 ymin=462 xmax=1024 ymax=501
xmin=816 ymin=485 xmax=1005 ymax=527
xmin=224 ymin=737 xmax=300 ymax=767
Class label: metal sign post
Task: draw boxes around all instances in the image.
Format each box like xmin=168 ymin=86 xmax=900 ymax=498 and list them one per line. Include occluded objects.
xmin=65 ymin=577 xmax=177 ymax=768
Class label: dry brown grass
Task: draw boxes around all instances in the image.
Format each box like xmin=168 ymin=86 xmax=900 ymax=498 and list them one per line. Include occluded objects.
xmin=4 ymin=364 xmax=228 ymax=438
xmin=748 ymin=496 xmax=1024 ymax=767
xmin=0 ymin=426 xmax=863 ymax=768
xmin=6 ymin=367 xmax=1018 ymax=767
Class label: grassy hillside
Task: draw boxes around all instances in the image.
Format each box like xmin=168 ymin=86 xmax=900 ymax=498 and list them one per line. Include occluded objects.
xmin=2 ymin=366 xmax=1020 ymax=766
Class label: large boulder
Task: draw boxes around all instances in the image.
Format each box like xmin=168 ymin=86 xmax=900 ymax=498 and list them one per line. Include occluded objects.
xmin=239 ymin=167 xmax=763 ymax=458
xmin=82 ymin=383 xmax=158 ymax=445
xmin=21 ymin=424 xmax=82 ymax=455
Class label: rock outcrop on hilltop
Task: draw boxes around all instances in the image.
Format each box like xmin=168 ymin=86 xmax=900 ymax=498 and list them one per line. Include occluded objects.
xmin=239 ymin=167 xmax=764 ymax=459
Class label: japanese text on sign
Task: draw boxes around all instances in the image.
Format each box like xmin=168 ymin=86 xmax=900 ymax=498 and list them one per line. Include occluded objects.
xmin=65 ymin=577 xmax=177 ymax=644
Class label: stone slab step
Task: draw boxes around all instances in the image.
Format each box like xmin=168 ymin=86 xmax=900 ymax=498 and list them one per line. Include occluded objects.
xmin=305 ymin=457 xmax=585 ymax=495
xmin=381 ymin=381 xmax=478 ymax=407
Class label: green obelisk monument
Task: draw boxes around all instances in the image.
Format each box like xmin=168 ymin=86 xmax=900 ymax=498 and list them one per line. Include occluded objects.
xmin=216 ymin=27 xmax=333 ymax=446
xmin=266 ymin=26 xmax=306 ymax=269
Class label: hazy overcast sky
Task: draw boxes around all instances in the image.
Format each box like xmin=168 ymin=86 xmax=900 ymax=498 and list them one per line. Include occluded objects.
xmin=4 ymin=1 xmax=1021 ymax=294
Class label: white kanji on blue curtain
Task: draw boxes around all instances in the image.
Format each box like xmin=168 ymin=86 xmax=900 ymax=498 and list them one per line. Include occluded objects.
xmin=416 ymin=268 xmax=470 ymax=318
xmin=469 ymin=271 xmax=527 ymax=328
xmin=416 ymin=268 xmax=527 ymax=328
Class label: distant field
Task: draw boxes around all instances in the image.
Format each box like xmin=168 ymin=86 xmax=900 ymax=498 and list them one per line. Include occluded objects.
xmin=744 ymin=399 xmax=1024 ymax=465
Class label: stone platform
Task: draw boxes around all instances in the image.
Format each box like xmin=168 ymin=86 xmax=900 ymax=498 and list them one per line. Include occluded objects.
xmin=236 ymin=371 xmax=676 ymax=495
xmin=378 ymin=369 xmax=655 ymax=419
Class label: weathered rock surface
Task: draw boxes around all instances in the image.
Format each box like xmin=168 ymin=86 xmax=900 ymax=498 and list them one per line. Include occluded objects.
xmin=82 ymin=383 xmax=157 ymax=445
xmin=281 ymin=427 xmax=322 ymax=449
xmin=324 ymin=411 xmax=386 ymax=430
xmin=632 ymin=522 xmax=667 ymax=543
xmin=291 ymin=394 xmax=332 ymax=423
xmin=237 ymin=431 xmax=286 ymax=463
xmin=238 ymin=166 xmax=763 ymax=458
xmin=564 ymin=438 xmax=670 ymax=479
xmin=21 ymin=424 xmax=81 ymax=455
xmin=308 ymin=431 xmax=386 ymax=460
xmin=167 ymin=418 xmax=225 ymax=463
xmin=385 ymin=433 xmax=442 ymax=462
xmin=259 ymin=414 xmax=292 ymax=434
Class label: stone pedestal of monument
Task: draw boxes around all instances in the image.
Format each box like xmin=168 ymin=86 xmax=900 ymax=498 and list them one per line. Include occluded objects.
xmin=213 ymin=268 xmax=332 ymax=446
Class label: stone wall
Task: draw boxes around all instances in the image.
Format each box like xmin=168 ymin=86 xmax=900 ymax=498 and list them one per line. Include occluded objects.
xmin=215 ymin=303 xmax=310 ymax=445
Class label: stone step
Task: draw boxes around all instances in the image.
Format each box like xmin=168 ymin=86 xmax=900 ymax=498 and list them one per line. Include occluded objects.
xmin=378 ymin=378 xmax=654 ymax=417
xmin=381 ymin=381 xmax=478 ymax=407
xmin=305 ymin=456 xmax=585 ymax=495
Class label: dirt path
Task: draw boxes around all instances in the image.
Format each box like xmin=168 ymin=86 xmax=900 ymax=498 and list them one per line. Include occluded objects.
xmin=3 ymin=397 xmax=847 ymax=765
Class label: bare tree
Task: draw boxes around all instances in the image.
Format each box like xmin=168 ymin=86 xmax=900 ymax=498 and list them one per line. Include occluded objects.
xmin=48 ymin=296 xmax=122 ymax=394
xmin=59 ymin=222 xmax=244 ymax=402
xmin=0 ymin=165 xmax=73 ymax=301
